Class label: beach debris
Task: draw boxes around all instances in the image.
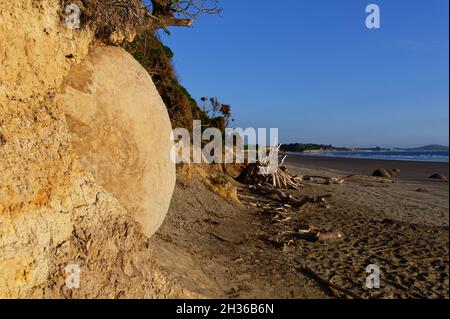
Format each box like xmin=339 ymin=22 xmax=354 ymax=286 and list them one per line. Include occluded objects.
xmin=293 ymin=174 xmax=356 ymax=186
xmin=390 ymin=168 xmax=401 ymax=175
xmin=299 ymin=175 xmax=354 ymax=185
xmin=329 ymin=175 xmax=354 ymax=185
xmin=429 ymin=173 xmax=448 ymax=181
xmin=280 ymin=217 xmax=292 ymax=223
xmin=237 ymin=145 xmax=303 ymax=190
xmin=327 ymin=174 xmax=395 ymax=185
xmin=416 ymin=187 xmax=429 ymax=193
xmin=372 ymin=169 xmax=392 ymax=178
xmin=238 ymin=146 xmax=354 ymax=189
xmin=283 ymin=230 xmax=318 ymax=242
xmin=281 ymin=227 xmax=343 ymax=243
xmin=317 ymin=231 xmax=343 ymax=241
xmin=237 ymin=194 xmax=257 ymax=200
xmin=254 ymin=184 xmax=331 ymax=208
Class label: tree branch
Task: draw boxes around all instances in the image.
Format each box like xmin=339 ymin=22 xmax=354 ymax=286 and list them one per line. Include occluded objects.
xmin=142 ymin=0 xmax=221 ymax=34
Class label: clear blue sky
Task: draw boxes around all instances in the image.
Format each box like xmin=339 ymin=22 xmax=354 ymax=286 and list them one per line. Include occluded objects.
xmin=158 ymin=0 xmax=449 ymax=148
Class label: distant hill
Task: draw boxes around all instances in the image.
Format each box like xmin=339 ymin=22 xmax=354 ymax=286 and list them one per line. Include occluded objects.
xmin=405 ymin=145 xmax=449 ymax=151
xmin=280 ymin=143 xmax=350 ymax=153
xmin=281 ymin=143 xmax=449 ymax=153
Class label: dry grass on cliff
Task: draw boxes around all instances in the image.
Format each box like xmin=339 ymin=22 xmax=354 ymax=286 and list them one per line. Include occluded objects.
xmin=61 ymin=0 xmax=144 ymax=41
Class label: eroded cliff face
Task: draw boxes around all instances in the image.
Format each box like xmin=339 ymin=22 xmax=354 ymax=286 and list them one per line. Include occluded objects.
xmin=0 ymin=1 xmax=185 ymax=298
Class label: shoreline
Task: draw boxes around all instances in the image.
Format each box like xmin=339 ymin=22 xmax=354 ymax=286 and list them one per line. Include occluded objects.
xmin=285 ymin=153 xmax=449 ymax=180
xmin=285 ymin=152 xmax=449 ymax=164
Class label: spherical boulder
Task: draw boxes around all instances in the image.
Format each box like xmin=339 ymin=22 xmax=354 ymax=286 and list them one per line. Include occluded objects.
xmin=372 ymin=169 xmax=392 ymax=178
xmin=57 ymin=46 xmax=176 ymax=238
xmin=429 ymin=174 xmax=448 ymax=181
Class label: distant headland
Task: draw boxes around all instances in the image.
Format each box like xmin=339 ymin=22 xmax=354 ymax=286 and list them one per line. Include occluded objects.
xmin=280 ymin=143 xmax=449 ymax=153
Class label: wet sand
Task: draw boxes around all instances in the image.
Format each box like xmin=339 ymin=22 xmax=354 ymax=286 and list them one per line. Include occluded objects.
xmin=285 ymin=154 xmax=449 ymax=180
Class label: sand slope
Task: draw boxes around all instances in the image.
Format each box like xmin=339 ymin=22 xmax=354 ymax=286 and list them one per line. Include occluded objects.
xmin=154 ymin=160 xmax=449 ymax=298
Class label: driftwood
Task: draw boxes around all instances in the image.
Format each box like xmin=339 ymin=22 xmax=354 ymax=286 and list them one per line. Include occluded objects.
xmin=282 ymin=229 xmax=342 ymax=242
xmin=255 ymin=185 xmax=331 ymax=208
xmin=238 ymin=147 xmax=341 ymax=249
xmin=238 ymin=146 xmax=355 ymax=189
xmin=237 ymin=146 xmax=303 ymax=190
xmin=299 ymin=175 xmax=354 ymax=185
xmin=238 ymin=163 xmax=303 ymax=189
xmin=329 ymin=175 xmax=354 ymax=185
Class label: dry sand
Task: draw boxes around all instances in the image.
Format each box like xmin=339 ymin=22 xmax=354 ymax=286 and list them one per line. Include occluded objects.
xmin=153 ymin=157 xmax=449 ymax=299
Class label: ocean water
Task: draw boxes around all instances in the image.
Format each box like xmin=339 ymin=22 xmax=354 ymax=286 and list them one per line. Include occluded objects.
xmin=294 ymin=150 xmax=449 ymax=163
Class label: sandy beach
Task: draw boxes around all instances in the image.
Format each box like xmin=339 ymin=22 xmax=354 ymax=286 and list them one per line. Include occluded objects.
xmin=154 ymin=156 xmax=449 ymax=299
xmin=285 ymin=154 xmax=449 ymax=180
xmin=1 ymin=0 xmax=448 ymax=302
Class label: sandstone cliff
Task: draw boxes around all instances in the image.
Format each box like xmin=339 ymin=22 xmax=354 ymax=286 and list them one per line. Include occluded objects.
xmin=0 ymin=1 xmax=186 ymax=298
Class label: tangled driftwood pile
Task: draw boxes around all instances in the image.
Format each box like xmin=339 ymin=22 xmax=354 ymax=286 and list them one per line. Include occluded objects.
xmin=238 ymin=163 xmax=303 ymax=190
xmin=237 ymin=146 xmax=303 ymax=190
xmin=237 ymin=145 xmax=355 ymax=190
xmin=237 ymin=146 xmax=333 ymax=208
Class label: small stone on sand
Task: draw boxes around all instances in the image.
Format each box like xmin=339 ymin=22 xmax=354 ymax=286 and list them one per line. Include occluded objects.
xmin=429 ymin=174 xmax=448 ymax=181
